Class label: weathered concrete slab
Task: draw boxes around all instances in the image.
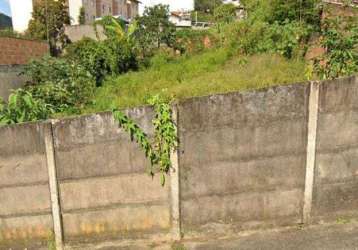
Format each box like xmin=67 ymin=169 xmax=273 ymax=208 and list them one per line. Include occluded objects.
xmin=0 ymin=184 xmax=51 ymax=216
xmin=181 ymin=189 xmax=303 ymax=229
xmin=0 ymin=154 xmax=48 ymax=187
xmin=180 ymin=155 xmax=305 ymax=199
xmin=62 ymin=204 xmax=171 ymax=242
xmin=52 ymin=107 xmax=172 ymax=244
xmin=0 ymin=122 xmax=53 ymax=248
xmin=179 ymin=84 xmax=308 ymax=132
xmin=313 ymin=76 xmax=358 ymax=220
xmin=0 ymin=123 xmax=49 ymax=186
xmin=317 ymin=111 xmax=358 ymax=152
xmin=313 ymin=181 xmax=358 ymax=217
xmin=315 ymin=148 xmax=358 ymax=185
xmin=53 ymin=109 xmax=154 ymax=180
xmin=180 ymin=121 xmax=306 ymax=166
xmin=0 ymin=214 xmax=53 ymax=241
xmin=178 ymin=84 xmax=309 ymax=234
xmin=319 ymin=76 xmax=358 ymax=113
xmin=60 ymin=174 xmax=169 ymax=211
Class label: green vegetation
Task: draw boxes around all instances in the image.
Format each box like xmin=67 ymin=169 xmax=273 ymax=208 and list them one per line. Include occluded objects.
xmin=314 ymin=17 xmax=358 ymax=79
xmin=87 ymin=51 xmax=307 ymax=112
xmin=114 ymin=95 xmax=177 ymax=186
xmin=0 ymin=89 xmax=52 ymax=125
xmin=1 ymin=1 xmax=358 ymax=125
xmin=27 ymin=0 xmax=70 ymax=55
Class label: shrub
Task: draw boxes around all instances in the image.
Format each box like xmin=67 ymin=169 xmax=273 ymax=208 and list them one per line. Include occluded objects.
xmin=175 ymin=29 xmax=218 ymax=54
xmin=24 ymin=56 xmax=96 ymax=112
xmin=214 ymin=3 xmax=237 ymax=24
xmin=0 ymin=89 xmax=52 ymax=125
xmin=66 ymin=37 xmax=138 ymax=85
xmin=314 ymin=18 xmax=358 ymax=79
xmin=103 ymin=38 xmax=138 ymax=74
xmin=65 ymin=38 xmax=115 ymax=85
xmin=222 ymin=19 xmax=310 ymax=58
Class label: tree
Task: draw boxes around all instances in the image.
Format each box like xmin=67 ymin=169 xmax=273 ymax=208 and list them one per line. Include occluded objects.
xmin=314 ymin=17 xmax=358 ymax=79
xmin=214 ymin=3 xmax=237 ymax=24
xmin=27 ymin=0 xmax=70 ymax=56
xmin=241 ymin=0 xmax=322 ymax=28
xmin=78 ymin=6 xmax=86 ymax=25
xmin=134 ymin=4 xmax=176 ymax=56
xmin=195 ymin=0 xmax=223 ymax=13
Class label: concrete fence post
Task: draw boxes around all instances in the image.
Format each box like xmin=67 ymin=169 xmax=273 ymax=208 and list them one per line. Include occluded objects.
xmin=170 ymin=105 xmax=181 ymax=240
xmin=303 ymin=81 xmax=320 ymax=224
xmin=44 ymin=121 xmax=64 ymax=250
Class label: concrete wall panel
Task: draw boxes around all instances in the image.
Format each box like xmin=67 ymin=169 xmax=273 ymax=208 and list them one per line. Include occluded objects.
xmin=62 ymin=204 xmax=171 ymax=242
xmin=0 ymin=122 xmax=52 ymax=248
xmin=0 ymin=184 xmax=51 ymax=216
xmin=313 ymin=76 xmax=358 ymax=219
xmin=60 ymin=174 xmax=169 ymax=211
xmin=52 ymin=108 xmax=172 ymax=243
xmin=53 ymin=109 xmax=154 ymax=180
xmin=178 ymin=83 xmax=309 ymax=233
xmin=0 ymin=214 xmax=53 ymax=241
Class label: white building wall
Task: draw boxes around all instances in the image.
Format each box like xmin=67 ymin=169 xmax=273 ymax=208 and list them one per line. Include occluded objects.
xmin=8 ymin=0 xmax=33 ymax=33
xmin=69 ymin=0 xmax=84 ymax=25
xmin=139 ymin=0 xmax=194 ymax=15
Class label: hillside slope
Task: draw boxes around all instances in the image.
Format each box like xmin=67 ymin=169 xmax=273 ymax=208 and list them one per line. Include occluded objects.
xmin=84 ymin=50 xmax=308 ymax=113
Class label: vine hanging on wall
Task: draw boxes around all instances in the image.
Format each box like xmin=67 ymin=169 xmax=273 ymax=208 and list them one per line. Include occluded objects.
xmin=113 ymin=96 xmax=178 ymax=186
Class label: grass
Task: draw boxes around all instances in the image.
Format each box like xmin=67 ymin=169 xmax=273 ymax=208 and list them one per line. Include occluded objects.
xmin=83 ymin=48 xmax=309 ymax=113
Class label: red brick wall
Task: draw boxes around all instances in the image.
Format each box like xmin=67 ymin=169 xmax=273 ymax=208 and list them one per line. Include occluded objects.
xmin=0 ymin=37 xmax=49 ymax=65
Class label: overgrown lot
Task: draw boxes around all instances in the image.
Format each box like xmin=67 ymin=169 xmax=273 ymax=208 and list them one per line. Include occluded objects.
xmin=87 ymin=51 xmax=307 ymax=113
xmin=0 ymin=0 xmax=357 ymax=124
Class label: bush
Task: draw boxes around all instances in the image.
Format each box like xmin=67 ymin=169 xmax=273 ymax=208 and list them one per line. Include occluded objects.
xmin=65 ymin=38 xmax=115 ymax=85
xmin=103 ymin=38 xmax=138 ymax=74
xmin=214 ymin=3 xmax=237 ymax=24
xmin=314 ymin=18 xmax=358 ymax=79
xmin=222 ymin=19 xmax=310 ymax=58
xmin=66 ymin=37 xmax=138 ymax=85
xmin=24 ymin=56 xmax=96 ymax=112
xmin=175 ymin=29 xmax=218 ymax=54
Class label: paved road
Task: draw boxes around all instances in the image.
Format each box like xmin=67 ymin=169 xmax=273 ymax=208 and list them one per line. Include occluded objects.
xmin=185 ymin=222 xmax=358 ymax=250
xmin=72 ymin=221 xmax=358 ymax=250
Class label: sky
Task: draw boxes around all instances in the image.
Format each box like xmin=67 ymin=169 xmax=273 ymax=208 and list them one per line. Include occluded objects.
xmin=0 ymin=0 xmax=11 ymax=16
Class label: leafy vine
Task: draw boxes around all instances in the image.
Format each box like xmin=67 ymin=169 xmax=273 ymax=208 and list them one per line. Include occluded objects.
xmin=113 ymin=96 xmax=178 ymax=186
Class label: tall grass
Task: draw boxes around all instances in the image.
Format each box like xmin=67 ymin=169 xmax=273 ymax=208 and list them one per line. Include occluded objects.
xmin=84 ymin=48 xmax=308 ymax=113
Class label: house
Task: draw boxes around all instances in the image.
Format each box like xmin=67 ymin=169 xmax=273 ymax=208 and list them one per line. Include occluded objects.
xmin=8 ymin=0 xmax=140 ymax=32
xmin=69 ymin=0 xmax=140 ymax=25
xmin=223 ymin=0 xmax=246 ymax=19
xmin=169 ymin=11 xmax=191 ymax=28
xmin=222 ymin=0 xmax=240 ymax=7
xmin=139 ymin=0 xmax=194 ymax=15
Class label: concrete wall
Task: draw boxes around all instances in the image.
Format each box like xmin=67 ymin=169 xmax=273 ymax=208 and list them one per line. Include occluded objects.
xmin=178 ymin=84 xmax=309 ymax=235
xmin=313 ymin=76 xmax=358 ymax=220
xmin=65 ymin=24 xmax=106 ymax=42
xmin=52 ymin=109 xmax=172 ymax=244
xmin=0 ymin=122 xmax=53 ymax=249
xmin=0 ymin=65 xmax=28 ymax=101
xmin=1 ymin=76 xmax=358 ymax=248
